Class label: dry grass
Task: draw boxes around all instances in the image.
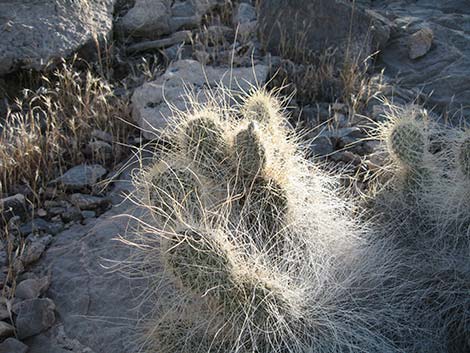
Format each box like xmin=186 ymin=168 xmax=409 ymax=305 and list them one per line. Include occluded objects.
xmin=0 ymin=57 xmax=132 ymax=200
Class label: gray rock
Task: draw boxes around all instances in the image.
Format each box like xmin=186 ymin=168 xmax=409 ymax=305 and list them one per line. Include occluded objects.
xmin=86 ymin=141 xmax=113 ymax=163
xmin=127 ymin=30 xmax=192 ymax=53
xmin=25 ymin=201 xmax=148 ymax=352
xmin=131 ymin=59 xmax=269 ymax=139
xmin=0 ymin=193 xmax=27 ymax=222
xmin=91 ymin=130 xmax=113 ymax=144
xmin=70 ymin=194 xmax=109 ymax=211
xmin=81 ymin=210 xmax=96 ymax=219
xmin=61 ymin=207 xmax=83 ymax=223
xmin=0 ymin=0 xmax=116 ymax=76
xmin=118 ymin=0 xmax=171 ymax=39
xmin=376 ymin=0 xmax=470 ymax=117
xmin=0 ymin=337 xmax=28 ymax=353
xmin=0 ymin=321 xmax=14 ymax=340
xmin=54 ymin=165 xmax=107 ymax=190
xmin=310 ymin=136 xmax=334 ymax=157
xmin=15 ymin=277 xmax=50 ymax=300
xmin=409 ymin=28 xmax=433 ymax=59
xmin=20 ymin=218 xmax=59 ymax=235
xmin=258 ymin=0 xmax=390 ymax=63
xmin=14 ymin=298 xmax=56 ymax=339
xmin=234 ymin=3 xmax=257 ymax=25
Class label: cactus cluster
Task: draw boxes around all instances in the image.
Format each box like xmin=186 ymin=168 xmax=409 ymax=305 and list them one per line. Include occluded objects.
xmin=130 ymin=90 xmax=431 ymax=353
xmin=371 ymin=104 xmax=470 ymax=352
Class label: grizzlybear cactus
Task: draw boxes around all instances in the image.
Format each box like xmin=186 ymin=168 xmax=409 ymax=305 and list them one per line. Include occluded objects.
xmin=234 ymin=121 xmax=267 ymax=178
xmin=457 ymin=135 xmax=470 ymax=179
xmin=182 ymin=110 xmax=228 ymax=177
xmin=162 ymin=228 xmax=236 ymax=302
xmin=387 ymin=119 xmax=426 ymax=170
xmin=147 ymin=162 xmax=202 ymax=225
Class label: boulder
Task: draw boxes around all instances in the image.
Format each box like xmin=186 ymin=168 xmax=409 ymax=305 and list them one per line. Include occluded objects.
xmin=14 ymin=298 xmax=56 ymax=339
xmin=375 ymin=0 xmax=470 ymax=117
xmin=0 ymin=0 xmax=116 ymax=76
xmin=258 ymin=0 xmax=390 ymax=63
xmin=131 ymin=59 xmax=269 ymax=139
xmin=0 ymin=338 xmax=28 ymax=353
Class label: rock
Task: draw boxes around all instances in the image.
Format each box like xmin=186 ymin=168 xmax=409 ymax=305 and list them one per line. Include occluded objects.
xmin=321 ymin=127 xmax=363 ymax=140
xmin=132 ymin=59 xmax=269 ymax=139
xmin=0 ymin=0 xmax=116 ymax=76
xmin=310 ymin=136 xmax=334 ymax=157
xmin=376 ymin=0 xmax=470 ymax=117
xmin=54 ymin=165 xmax=107 ymax=190
xmin=24 ymin=200 xmax=148 ymax=352
xmin=19 ymin=234 xmax=53 ymax=267
xmin=0 ymin=338 xmax=28 ymax=353
xmin=61 ymin=207 xmax=83 ymax=223
xmin=19 ymin=218 xmax=52 ymax=236
xmin=409 ymin=28 xmax=433 ymax=59
xmin=82 ymin=210 xmax=96 ymax=219
xmin=14 ymin=298 xmax=56 ymax=339
xmin=0 ymin=194 xmax=27 ymax=222
xmin=127 ymin=30 xmax=192 ymax=53
xmin=15 ymin=277 xmax=50 ymax=300
xmin=91 ymin=130 xmax=113 ymax=144
xmin=234 ymin=3 xmax=257 ymax=25
xmin=86 ymin=141 xmax=113 ymax=163
xmin=0 ymin=321 xmax=14 ymax=340
xmin=70 ymin=194 xmax=110 ymax=211
xmin=118 ymin=0 xmax=171 ymax=39
xmin=258 ymin=0 xmax=390 ymax=63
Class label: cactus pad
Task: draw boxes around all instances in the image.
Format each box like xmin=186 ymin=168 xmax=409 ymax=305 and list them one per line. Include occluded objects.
xmin=458 ymin=136 xmax=470 ymax=179
xmin=182 ymin=113 xmax=228 ymax=176
xmin=234 ymin=121 xmax=267 ymax=178
xmin=388 ymin=121 xmax=425 ymax=168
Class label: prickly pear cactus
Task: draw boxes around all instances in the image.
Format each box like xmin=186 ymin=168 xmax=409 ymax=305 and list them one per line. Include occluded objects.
xmin=457 ymin=136 xmax=470 ymax=179
xmin=388 ymin=120 xmax=426 ymax=169
xmin=182 ymin=111 xmax=228 ymax=176
xmin=163 ymin=228 xmax=236 ymax=301
xmin=147 ymin=162 xmax=202 ymax=225
xmin=234 ymin=121 xmax=267 ymax=178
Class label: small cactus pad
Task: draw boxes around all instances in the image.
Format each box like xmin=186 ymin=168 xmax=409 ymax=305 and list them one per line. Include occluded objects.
xmin=388 ymin=121 xmax=425 ymax=168
xmin=234 ymin=121 xmax=267 ymax=177
xmin=241 ymin=177 xmax=289 ymax=249
xmin=163 ymin=229 xmax=236 ymax=300
xmin=182 ymin=113 xmax=228 ymax=175
xmin=458 ymin=136 xmax=470 ymax=178
xmin=241 ymin=91 xmax=279 ymax=125
xmin=149 ymin=165 xmax=201 ymax=223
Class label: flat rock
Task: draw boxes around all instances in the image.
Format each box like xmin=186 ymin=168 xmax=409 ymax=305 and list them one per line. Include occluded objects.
xmin=0 ymin=0 xmax=116 ymax=75
xmin=70 ymin=193 xmax=109 ymax=211
xmin=24 ymin=198 xmax=149 ymax=352
xmin=0 ymin=338 xmax=28 ymax=353
xmin=54 ymin=165 xmax=107 ymax=190
xmin=14 ymin=298 xmax=56 ymax=339
xmin=131 ymin=59 xmax=269 ymax=139
xmin=118 ymin=0 xmax=171 ymax=38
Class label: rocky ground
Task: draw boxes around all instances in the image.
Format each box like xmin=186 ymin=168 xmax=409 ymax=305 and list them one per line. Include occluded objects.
xmin=0 ymin=0 xmax=469 ymax=352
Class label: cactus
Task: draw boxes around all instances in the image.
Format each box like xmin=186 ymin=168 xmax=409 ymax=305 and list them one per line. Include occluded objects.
xmin=241 ymin=177 xmax=289 ymax=249
xmin=163 ymin=228 xmax=236 ymax=302
xmin=240 ymin=90 xmax=281 ymax=126
xmin=148 ymin=163 xmax=202 ymax=225
xmin=182 ymin=111 xmax=228 ymax=177
xmin=387 ymin=119 xmax=426 ymax=170
xmin=234 ymin=121 xmax=267 ymax=178
xmin=457 ymin=136 xmax=470 ymax=179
